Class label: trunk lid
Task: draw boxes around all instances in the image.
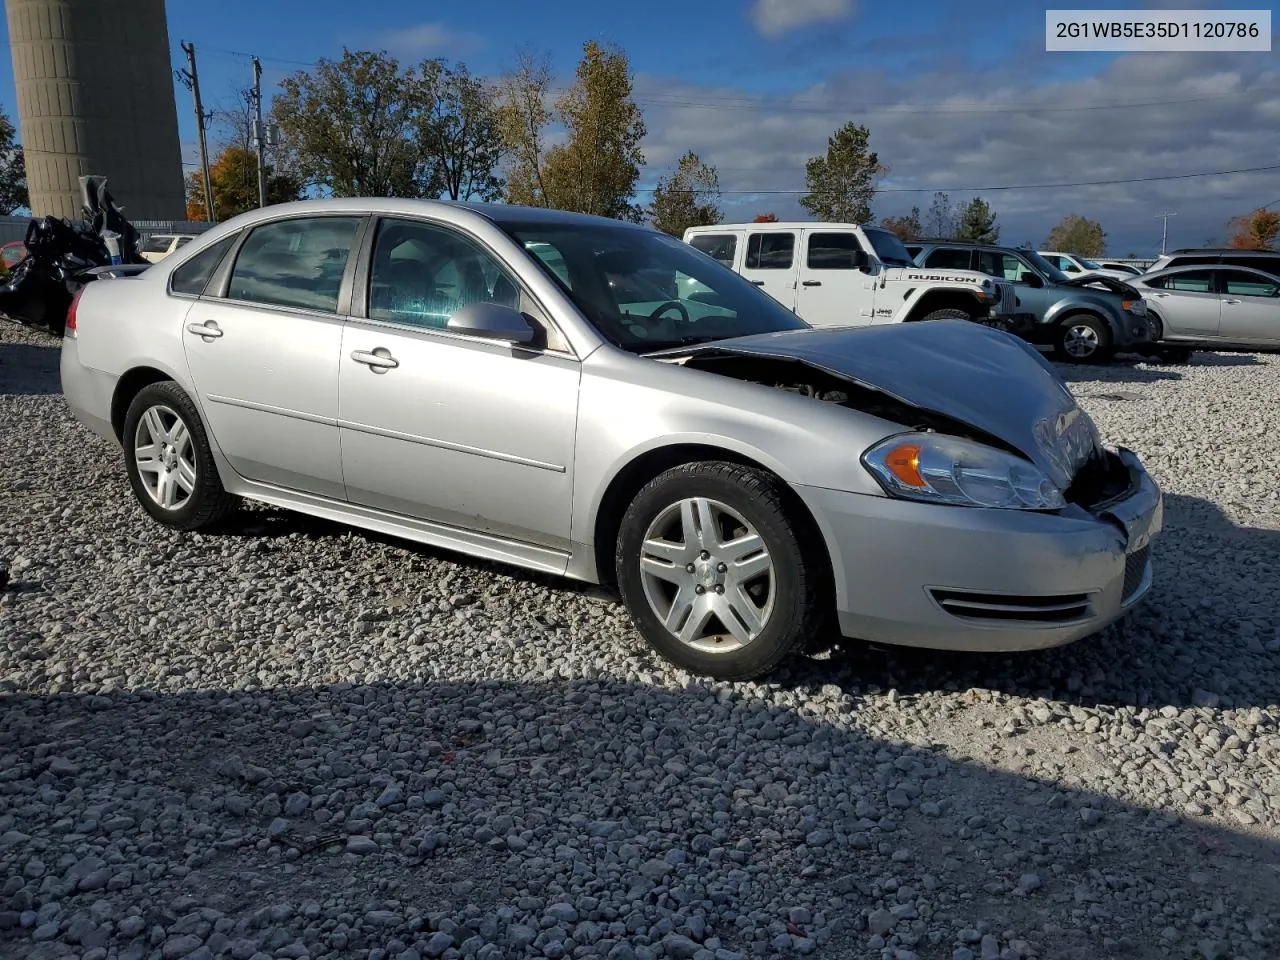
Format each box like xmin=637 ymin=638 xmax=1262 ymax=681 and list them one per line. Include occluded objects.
xmin=665 ymin=320 xmax=1100 ymax=491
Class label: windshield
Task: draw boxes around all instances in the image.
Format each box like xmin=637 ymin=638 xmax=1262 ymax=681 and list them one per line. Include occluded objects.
xmin=1079 ymin=258 xmax=1103 ymax=270
xmin=864 ymin=228 xmax=915 ymax=266
xmin=500 ymin=222 xmax=809 ymax=353
xmin=1021 ymin=249 xmax=1069 ymax=284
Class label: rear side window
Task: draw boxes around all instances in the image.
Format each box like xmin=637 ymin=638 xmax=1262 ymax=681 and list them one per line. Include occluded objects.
xmin=806 ymin=232 xmax=862 ymax=269
xmin=228 ymin=216 xmax=362 ymax=313
xmin=688 ymin=234 xmax=737 ymax=267
xmin=1221 ymin=270 xmax=1279 ymax=298
xmin=170 ymin=234 xmax=239 ymax=296
xmin=924 ymin=248 xmax=973 ymax=270
xmin=745 ymin=232 xmax=794 ymax=270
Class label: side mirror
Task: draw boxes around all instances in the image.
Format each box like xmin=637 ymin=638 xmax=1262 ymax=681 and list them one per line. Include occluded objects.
xmin=1020 ymin=273 xmax=1044 ymax=288
xmin=852 ymin=249 xmax=870 ymax=270
xmin=447 ymin=301 xmax=537 ymax=345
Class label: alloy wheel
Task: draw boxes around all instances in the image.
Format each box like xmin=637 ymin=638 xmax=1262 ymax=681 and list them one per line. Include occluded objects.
xmin=133 ymin=404 xmax=197 ymax=511
xmin=1063 ymin=324 xmax=1100 ymax=358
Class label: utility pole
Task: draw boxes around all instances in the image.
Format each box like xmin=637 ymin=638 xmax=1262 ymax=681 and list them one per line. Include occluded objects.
xmin=177 ymin=42 xmax=216 ymax=224
xmin=251 ymin=56 xmax=267 ymax=208
xmin=1156 ymin=210 xmax=1177 ymax=256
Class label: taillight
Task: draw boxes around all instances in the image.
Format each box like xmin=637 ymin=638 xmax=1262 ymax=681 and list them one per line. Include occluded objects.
xmin=65 ymin=287 xmax=84 ymax=337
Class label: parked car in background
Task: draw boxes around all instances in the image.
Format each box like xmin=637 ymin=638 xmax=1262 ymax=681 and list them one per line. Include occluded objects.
xmin=1129 ymin=264 xmax=1280 ymax=360
xmin=60 ymin=198 xmax=1161 ymax=680
xmin=1146 ymin=247 xmax=1280 ymax=276
xmin=906 ymin=241 xmax=1149 ymax=363
xmin=139 ymin=233 xmax=197 ymax=264
xmin=1097 ymin=261 xmax=1144 ymax=277
xmin=1038 ymin=251 xmax=1137 ymax=281
xmin=684 ymin=222 xmax=1017 ymax=328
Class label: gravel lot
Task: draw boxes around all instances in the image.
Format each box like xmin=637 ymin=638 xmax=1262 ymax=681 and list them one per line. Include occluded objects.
xmin=2 ymin=319 xmax=1278 ymax=960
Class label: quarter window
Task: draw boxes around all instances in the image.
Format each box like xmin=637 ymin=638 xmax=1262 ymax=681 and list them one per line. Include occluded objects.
xmin=169 ymin=234 xmax=239 ymax=297
xmin=688 ymin=234 xmax=737 ymax=267
xmin=745 ymin=232 xmax=795 ymax=270
xmin=806 ymin=232 xmax=862 ymax=269
xmin=1221 ymin=270 xmax=1279 ymax=298
xmin=368 ymin=218 xmax=525 ymax=330
xmin=228 ymin=216 xmax=362 ymax=313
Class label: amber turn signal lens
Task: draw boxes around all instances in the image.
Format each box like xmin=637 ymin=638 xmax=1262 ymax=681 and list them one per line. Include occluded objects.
xmin=883 ymin=443 xmax=925 ymax=487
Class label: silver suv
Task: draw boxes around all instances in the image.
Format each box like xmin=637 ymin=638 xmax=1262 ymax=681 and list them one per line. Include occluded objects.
xmin=1146 ymin=247 xmax=1280 ymax=276
xmin=906 ymin=241 xmax=1150 ymax=363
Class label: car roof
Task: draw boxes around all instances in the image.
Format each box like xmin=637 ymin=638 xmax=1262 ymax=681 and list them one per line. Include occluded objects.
xmin=686 ymin=222 xmax=872 ymax=232
xmin=911 ymin=240 xmax=1024 ymax=252
xmin=1169 ymin=247 xmax=1272 ymax=254
xmin=1141 ymin=263 xmax=1280 ymax=280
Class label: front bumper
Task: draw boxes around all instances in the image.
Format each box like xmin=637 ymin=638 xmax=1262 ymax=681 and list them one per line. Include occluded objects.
xmin=795 ymin=448 xmax=1162 ymax=652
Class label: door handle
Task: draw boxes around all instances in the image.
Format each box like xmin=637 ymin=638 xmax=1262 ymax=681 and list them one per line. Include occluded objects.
xmin=801 ymin=280 xmax=822 ymax=287
xmin=350 ymin=348 xmax=399 ymax=371
xmin=186 ymin=320 xmax=223 ymax=338
xmin=1151 ymin=293 xmax=1169 ymax=298
xmin=1223 ymin=298 xmax=1241 ymax=305
xmin=750 ymin=280 xmax=765 ymax=286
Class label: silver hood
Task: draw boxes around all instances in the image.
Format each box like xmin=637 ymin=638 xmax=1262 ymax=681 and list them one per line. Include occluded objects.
xmin=672 ymin=320 xmax=1100 ymax=491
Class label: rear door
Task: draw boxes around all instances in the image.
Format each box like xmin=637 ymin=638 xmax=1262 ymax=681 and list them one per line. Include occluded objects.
xmin=180 ymin=214 xmax=364 ymax=500
xmin=739 ymin=230 xmax=797 ymax=309
xmin=796 ymin=230 xmax=876 ymax=324
xmin=1216 ymin=269 xmax=1280 ymax=344
xmin=1144 ymin=269 xmax=1222 ymax=338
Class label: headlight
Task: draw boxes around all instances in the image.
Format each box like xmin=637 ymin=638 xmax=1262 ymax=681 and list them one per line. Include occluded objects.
xmin=862 ymin=433 xmax=1066 ymax=510
xmin=1122 ymin=299 xmax=1146 ymax=316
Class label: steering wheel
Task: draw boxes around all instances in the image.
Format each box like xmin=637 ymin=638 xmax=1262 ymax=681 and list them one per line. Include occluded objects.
xmin=648 ymin=300 xmax=690 ymax=324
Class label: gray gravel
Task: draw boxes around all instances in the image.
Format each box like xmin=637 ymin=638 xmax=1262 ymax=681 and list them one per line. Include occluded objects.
xmin=2 ymin=320 xmax=1278 ymax=960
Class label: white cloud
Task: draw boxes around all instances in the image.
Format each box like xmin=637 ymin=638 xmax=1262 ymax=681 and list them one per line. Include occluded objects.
xmin=378 ymin=22 xmax=485 ymax=59
xmin=748 ymin=0 xmax=855 ymax=38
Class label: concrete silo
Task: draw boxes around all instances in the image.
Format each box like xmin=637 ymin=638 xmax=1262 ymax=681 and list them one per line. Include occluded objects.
xmin=5 ymin=0 xmax=186 ymax=220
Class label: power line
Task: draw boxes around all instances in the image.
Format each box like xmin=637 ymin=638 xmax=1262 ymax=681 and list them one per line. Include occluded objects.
xmin=637 ymin=162 xmax=1280 ymax=195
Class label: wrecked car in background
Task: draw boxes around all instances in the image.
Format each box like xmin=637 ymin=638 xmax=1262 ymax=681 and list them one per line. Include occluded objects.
xmin=62 ymin=199 xmax=1162 ymax=680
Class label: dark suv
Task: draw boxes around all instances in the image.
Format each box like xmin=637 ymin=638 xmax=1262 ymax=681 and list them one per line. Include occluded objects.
xmin=906 ymin=241 xmax=1150 ymax=363
xmin=1146 ymin=248 xmax=1280 ymax=277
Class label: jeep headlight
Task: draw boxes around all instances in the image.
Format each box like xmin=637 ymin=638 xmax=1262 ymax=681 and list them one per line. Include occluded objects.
xmin=863 ymin=433 xmax=1065 ymax=510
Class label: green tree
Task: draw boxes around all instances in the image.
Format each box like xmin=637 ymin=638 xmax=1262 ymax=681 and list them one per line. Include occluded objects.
xmin=0 ymin=110 xmax=28 ymax=214
xmin=271 ymin=49 xmax=419 ymax=197
xmin=925 ymin=191 xmax=955 ymax=238
xmin=799 ymin=122 xmax=886 ymax=223
xmin=954 ymin=196 xmax=999 ymax=243
xmin=496 ymin=42 xmax=647 ymax=219
xmin=185 ymin=145 xmax=303 ymax=221
xmin=413 ymin=61 xmax=505 ymax=201
xmin=1044 ymin=214 xmax=1106 ymax=256
xmin=879 ymin=206 xmax=921 ymax=240
xmin=649 ymin=151 xmax=721 ymax=237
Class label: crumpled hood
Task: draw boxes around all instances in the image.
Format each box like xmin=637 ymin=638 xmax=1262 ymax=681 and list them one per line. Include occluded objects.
xmin=674 ymin=320 xmax=1101 ymax=491
xmin=1062 ymin=273 xmax=1141 ymax=299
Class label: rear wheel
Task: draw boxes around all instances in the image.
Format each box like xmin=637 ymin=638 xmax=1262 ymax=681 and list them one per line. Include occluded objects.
xmin=122 ymin=381 xmax=236 ymax=531
xmin=1054 ymin=314 xmax=1112 ymax=363
xmin=615 ymin=461 xmax=825 ymax=680
xmin=917 ymin=307 xmax=971 ymax=322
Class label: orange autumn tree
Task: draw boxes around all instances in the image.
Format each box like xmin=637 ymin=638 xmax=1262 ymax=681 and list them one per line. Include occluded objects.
xmin=186 ymin=146 xmax=303 ymax=222
xmin=1226 ymin=208 xmax=1280 ymax=250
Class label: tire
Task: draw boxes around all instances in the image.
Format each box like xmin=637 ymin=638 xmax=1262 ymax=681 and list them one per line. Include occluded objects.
xmin=614 ymin=461 xmax=826 ymax=680
xmin=1053 ymin=313 xmax=1112 ymax=363
xmin=917 ymin=307 xmax=971 ymax=322
xmin=122 ymin=381 xmax=237 ymax=531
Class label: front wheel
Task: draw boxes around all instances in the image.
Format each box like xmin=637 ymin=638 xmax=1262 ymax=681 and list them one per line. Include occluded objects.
xmin=1054 ymin=314 xmax=1112 ymax=363
xmin=917 ymin=307 xmax=971 ymax=322
xmin=615 ymin=462 xmax=826 ymax=680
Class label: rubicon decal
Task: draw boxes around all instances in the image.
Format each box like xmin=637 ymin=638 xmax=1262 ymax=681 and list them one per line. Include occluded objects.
xmin=905 ymin=273 xmax=978 ymax=283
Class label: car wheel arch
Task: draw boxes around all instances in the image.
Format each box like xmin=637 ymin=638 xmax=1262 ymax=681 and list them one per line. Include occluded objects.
xmin=903 ymin=290 xmax=982 ymax=322
xmin=111 ymin=366 xmax=178 ymax=440
xmin=590 ymin=442 xmax=833 ymax=595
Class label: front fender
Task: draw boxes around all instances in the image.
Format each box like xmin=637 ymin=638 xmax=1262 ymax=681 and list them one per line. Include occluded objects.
xmin=1044 ymin=297 xmax=1123 ymax=336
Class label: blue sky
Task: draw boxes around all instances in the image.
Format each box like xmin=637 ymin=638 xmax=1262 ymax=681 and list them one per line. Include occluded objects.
xmin=1 ymin=0 xmax=1277 ymax=254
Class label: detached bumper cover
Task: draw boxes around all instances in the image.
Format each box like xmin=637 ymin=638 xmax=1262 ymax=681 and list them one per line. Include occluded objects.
xmin=796 ymin=448 xmax=1162 ymax=652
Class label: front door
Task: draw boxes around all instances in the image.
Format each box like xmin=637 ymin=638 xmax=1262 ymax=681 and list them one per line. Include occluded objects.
xmin=739 ymin=231 xmax=797 ymax=309
xmin=1146 ymin=269 xmax=1222 ymax=338
xmin=337 ymin=217 xmax=580 ymax=552
xmin=181 ymin=214 xmax=364 ymax=500
xmin=1216 ymin=269 xmax=1280 ymax=345
xmin=796 ymin=230 xmax=877 ymax=324
xmin=977 ymin=250 xmax=1053 ymax=318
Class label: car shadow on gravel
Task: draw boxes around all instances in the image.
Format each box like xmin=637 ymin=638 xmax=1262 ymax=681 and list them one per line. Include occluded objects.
xmin=0 ymin=338 xmax=61 ymax=396
xmin=0 ymin=679 xmax=1276 ymax=960
xmin=797 ymin=491 xmax=1280 ymax=714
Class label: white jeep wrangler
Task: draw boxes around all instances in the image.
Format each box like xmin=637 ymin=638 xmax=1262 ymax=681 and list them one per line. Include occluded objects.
xmin=684 ymin=222 xmax=1016 ymax=328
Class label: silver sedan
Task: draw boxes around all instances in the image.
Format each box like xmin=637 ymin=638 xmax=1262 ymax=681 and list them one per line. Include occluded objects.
xmin=60 ymin=199 xmax=1162 ymax=679
xmin=1133 ymin=264 xmax=1280 ymax=357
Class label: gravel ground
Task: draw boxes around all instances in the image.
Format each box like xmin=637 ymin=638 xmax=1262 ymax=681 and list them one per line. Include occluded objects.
xmin=1 ymin=319 xmax=1278 ymax=960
